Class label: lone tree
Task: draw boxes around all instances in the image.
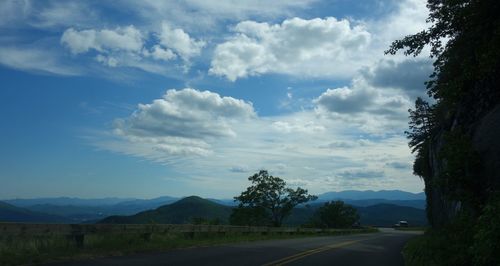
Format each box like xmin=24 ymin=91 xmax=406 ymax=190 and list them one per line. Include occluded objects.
xmin=233 ymin=170 xmax=317 ymax=227
xmin=313 ymin=201 xmax=359 ymax=228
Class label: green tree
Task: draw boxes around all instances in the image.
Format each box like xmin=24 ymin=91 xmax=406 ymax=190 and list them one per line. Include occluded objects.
xmin=405 ymin=97 xmax=435 ymax=153
xmin=388 ymin=1 xmax=500 ymax=265
xmin=386 ymin=0 xmax=500 ymax=106
xmin=233 ymin=170 xmax=317 ymax=227
xmin=313 ymin=201 xmax=359 ymax=228
xmin=229 ymin=206 xmax=269 ymax=226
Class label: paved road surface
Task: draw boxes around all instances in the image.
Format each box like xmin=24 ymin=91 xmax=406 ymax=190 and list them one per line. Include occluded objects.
xmin=47 ymin=228 xmax=421 ymax=266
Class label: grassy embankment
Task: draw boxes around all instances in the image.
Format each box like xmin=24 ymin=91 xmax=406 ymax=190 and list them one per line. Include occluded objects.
xmin=0 ymin=226 xmax=377 ymax=265
xmin=395 ymin=227 xmax=427 ymax=231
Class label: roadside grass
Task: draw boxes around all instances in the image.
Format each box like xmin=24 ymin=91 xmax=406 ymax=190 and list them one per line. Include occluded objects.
xmin=0 ymin=227 xmax=378 ymax=265
xmin=402 ymin=226 xmax=472 ymax=266
xmin=394 ymin=226 xmax=427 ymax=231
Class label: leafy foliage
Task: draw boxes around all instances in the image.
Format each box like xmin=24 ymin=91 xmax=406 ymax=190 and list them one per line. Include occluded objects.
xmin=312 ymin=201 xmax=359 ymax=228
xmin=471 ymin=193 xmax=500 ymax=266
xmin=390 ymin=0 xmax=500 ymax=265
xmin=386 ymin=0 xmax=500 ymax=105
xmin=438 ymin=131 xmax=482 ymax=205
xmin=404 ymin=196 xmax=500 ymax=266
xmin=233 ymin=170 xmax=317 ymax=227
xmin=392 ymin=0 xmax=500 ymax=216
xmin=406 ymin=97 xmax=435 ymax=153
xmin=229 ymin=206 xmax=269 ymax=226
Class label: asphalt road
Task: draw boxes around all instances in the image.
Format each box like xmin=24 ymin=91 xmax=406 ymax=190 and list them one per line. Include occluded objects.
xmin=47 ymin=228 xmax=421 ymax=266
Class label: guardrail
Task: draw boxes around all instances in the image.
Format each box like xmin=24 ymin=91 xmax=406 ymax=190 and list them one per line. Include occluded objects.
xmin=0 ymin=222 xmax=366 ymax=248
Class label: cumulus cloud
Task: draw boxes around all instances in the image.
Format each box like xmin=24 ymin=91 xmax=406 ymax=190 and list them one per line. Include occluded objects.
xmin=314 ymin=86 xmax=376 ymax=114
xmin=315 ymin=76 xmax=410 ymax=115
xmin=158 ymin=22 xmax=205 ymax=60
xmin=361 ymin=58 xmax=433 ymax=99
xmin=59 ymin=22 xmax=204 ymax=72
xmin=209 ymin=17 xmax=371 ymax=81
xmin=307 ymin=58 xmax=431 ymax=137
xmin=313 ymin=79 xmax=412 ymax=135
xmin=112 ymin=88 xmax=255 ymax=156
xmin=208 ymin=0 xmax=430 ymax=81
xmin=143 ymin=45 xmax=177 ymax=61
xmin=61 ymin=26 xmax=144 ymax=54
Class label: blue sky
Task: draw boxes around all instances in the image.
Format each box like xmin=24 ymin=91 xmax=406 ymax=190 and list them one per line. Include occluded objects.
xmin=0 ymin=0 xmax=432 ymax=199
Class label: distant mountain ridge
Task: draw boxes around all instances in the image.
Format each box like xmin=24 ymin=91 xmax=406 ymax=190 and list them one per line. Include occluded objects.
xmin=3 ymin=190 xmax=426 ymax=223
xmin=4 ymin=197 xmax=137 ymax=207
xmin=317 ymin=190 xmax=425 ymax=201
xmin=4 ymin=190 xmax=423 ymax=207
xmin=0 ymin=201 xmax=70 ymax=223
xmin=1 ymin=194 xmax=427 ymax=227
xmin=341 ymin=199 xmax=425 ymax=209
xmin=100 ymin=196 xmax=427 ymax=227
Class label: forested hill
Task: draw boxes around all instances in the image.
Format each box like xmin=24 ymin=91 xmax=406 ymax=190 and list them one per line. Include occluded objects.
xmin=100 ymin=196 xmax=232 ymax=224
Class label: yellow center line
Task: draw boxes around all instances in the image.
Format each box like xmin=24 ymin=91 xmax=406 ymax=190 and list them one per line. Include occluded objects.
xmin=261 ymin=236 xmax=379 ymax=266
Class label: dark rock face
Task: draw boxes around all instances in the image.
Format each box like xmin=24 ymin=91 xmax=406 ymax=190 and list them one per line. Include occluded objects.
xmin=427 ymin=131 xmax=460 ymax=227
xmin=426 ymin=103 xmax=500 ymax=227
xmin=473 ymin=104 xmax=500 ymax=189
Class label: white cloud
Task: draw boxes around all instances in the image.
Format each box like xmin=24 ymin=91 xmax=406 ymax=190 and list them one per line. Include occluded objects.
xmin=93 ymin=87 xmax=423 ymax=195
xmin=143 ymin=45 xmax=177 ymax=61
xmin=361 ymin=58 xmax=433 ymax=100
xmin=371 ymin=0 xmax=429 ymax=54
xmin=312 ymin=61 xmax=418 ymax=135
xmin=158 ymin=22 xmax=205 ymax=60
xmin=209 ymin=0 xmax=430 ymax=81
xmin=61 ymin=26 xmax=144 ymax=54
xmin=314 ymin=85 xmax=376 ymax=114
xmin=0 ymin=46 xmax=80 ymax=75
xmin=33 ymin=2 xmax=99 ymax=29
xmin=210 ymin=17 xmax=371 ymax=81
xmin=59 ymin=23 xmax=204 ymax=73
xmin=111 ymin=88 xmax=255 ymax=157
xmin=123 ymin=0 xmax=317 ymax=31
xmin=0 ymin=0 xmax=31 ymax=27
xmin=95 ymin=54 xmax=118 ymax=67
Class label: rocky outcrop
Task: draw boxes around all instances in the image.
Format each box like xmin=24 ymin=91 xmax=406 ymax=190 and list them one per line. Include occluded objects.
xmin=473 ymin=104 xmax=500 ymax=189
xmin=426 ymin=102 xmax=500 ymax=227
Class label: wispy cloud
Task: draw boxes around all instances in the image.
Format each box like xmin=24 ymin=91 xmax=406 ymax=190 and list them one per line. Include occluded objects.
xmin=0 ymin=46 xmax=81 ymax=76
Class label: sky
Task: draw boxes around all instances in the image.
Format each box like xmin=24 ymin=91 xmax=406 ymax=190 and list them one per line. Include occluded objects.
xmin=0 ymin=0 xmax=432 ymax=199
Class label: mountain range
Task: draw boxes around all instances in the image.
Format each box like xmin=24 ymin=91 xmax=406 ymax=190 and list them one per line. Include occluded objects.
xmin=99 ymin=196 xmax=426 ymax=227
xmin=1 ymin=190 xmax=426 ymax=225
xmin=0 ymin=201 xmax=70 ymax=223
xmin=316 ymin=190 xmax=425 ymax=201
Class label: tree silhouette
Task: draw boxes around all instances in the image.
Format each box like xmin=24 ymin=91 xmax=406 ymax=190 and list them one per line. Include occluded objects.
xmin=405 ymin=97 xmax=435 ymax=153
xmin=233 ymin=170 xmax=317 ymax=227
xmin=314 ymin=201 xmax=359 ymax=228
